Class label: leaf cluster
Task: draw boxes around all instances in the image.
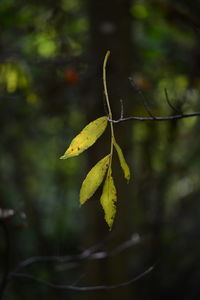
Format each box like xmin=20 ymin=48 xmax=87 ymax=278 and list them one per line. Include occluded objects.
xmin=60 ymin=51 xmax=130 ymax=229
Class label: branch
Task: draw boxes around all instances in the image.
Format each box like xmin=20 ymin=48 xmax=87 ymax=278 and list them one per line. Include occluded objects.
xmin=127 ymin=77 xmax=200 ymax=123
xmin=11 ymin=233 xmax=144 ymax=274
xmin=164 ymin=88 xmax=180 ymax=114
xmin=109 ymin=112 xmax=200 ymax=123
xmin=129 ymin=77 xmax=156 ymax=119
xmin=10 ymin=265 xmax=154 ymax=291
xmin=4 ymin=234 xmax=151 ymax=294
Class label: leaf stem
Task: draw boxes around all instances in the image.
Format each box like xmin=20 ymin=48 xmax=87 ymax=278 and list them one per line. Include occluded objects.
xmin=103 ymin=51 xmax=114 ymax=161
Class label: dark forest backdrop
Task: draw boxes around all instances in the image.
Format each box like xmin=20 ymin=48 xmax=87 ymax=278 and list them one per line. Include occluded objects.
xmin=1 ymin=0 xmax=200 ymax=299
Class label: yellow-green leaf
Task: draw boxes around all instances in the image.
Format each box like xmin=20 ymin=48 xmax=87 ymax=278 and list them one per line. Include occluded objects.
xmin=60 ymin=116 xmax=108 ymax=159
xmin=100 ymin=167 xmax=117 ymax=229
xmin=80 ymin=154 xmax=110 ymax=205
xmin=113 ymin=138 xmax=130 ymax=182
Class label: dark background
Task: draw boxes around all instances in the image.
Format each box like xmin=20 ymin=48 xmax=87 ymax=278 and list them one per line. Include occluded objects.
xmin=1 ymin=0 xmax=200 ymax=299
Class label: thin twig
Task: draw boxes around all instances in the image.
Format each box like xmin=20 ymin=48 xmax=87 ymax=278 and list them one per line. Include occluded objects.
xmin=120 ymin=99 xmax=124 ymax=119
xmin=109 ymin=112 xmax=200 ymax=123
xmin=164 ymin=88 xmax=180 ymax=114
xmin=11 ymin=247 xmax=102 ymax=275
xmin=129 ymin=77 xmax=156 ymax=119
xmin=10 ymin=265 xmax=154 ymax=291
xmin=103 ymin=50 xmax=115 ymax=160
xmin=11 ymin=234 xmax=144 ymax=275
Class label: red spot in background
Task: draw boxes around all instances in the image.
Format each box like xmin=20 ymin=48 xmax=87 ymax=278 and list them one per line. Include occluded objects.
xmin=64 ymin=68 xmax=79 ymax=84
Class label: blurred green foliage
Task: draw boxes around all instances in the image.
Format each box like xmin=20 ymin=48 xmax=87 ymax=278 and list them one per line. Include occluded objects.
xmin=1 ymin=0 xmax=200 ymax=299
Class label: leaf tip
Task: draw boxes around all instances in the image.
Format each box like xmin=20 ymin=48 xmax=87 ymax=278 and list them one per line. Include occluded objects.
xmin=59 ymin=155 xmax=68 ymax=160
xmin=105 ymin=213 xmax=115 ymax=230
xmin=106 ymin=50 xmax=111 ymax=56
xmin=108 ymin=222 xmax=113 ymax=231
xmin=79 ymin=196 xmax=85 ymax=206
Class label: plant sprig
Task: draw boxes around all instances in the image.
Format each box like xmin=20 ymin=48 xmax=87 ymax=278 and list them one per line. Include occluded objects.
xmin=60 ymin=51 xmax=130 ymax=229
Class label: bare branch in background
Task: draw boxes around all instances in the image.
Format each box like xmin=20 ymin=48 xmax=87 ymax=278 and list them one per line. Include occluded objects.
xmin=120 ymin=99 xmax=124 ymax=119
xmin=164 ymin=88 xmax=180 ymax=114
xmin=11 ymin=233 xmax=146 ymax=274
xmin=10 ymin=265 xmax=154 ymax=291
xmin=0 ymin=233 xmax=149 ymax=295
xmin=129 ymin=77 xmax=156 ymax=119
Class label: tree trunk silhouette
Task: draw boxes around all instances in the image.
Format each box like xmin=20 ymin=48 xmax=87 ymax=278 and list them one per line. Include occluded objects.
xmin=83 ymin=0 xmax=135 ymax=299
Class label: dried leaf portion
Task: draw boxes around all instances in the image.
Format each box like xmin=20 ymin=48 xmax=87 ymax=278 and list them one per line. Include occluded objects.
xmin=113 ymin=138 xmax=130 ymax=182
xmin=80 ymin=154 xmax=110 ymax=205
xmin=100 ymin=167 xmax=117 ymax=229
xmin=60 ymin=116 xmax=108 ymax=159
